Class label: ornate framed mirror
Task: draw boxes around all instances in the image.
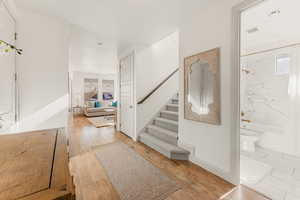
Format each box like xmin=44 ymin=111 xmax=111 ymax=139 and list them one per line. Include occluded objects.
xmin=184 ymin=48 xmax=221 ymax=125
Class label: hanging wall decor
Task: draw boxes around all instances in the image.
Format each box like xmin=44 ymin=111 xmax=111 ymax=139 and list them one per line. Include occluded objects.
xmin=184 ymin=48 xmax=221 ymax=125
xmin=84 ymin=78 xmax=99 ymax=102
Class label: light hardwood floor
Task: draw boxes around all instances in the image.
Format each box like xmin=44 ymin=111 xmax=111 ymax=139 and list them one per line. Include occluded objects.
xmin=69 ymin=116 xmax=270 ymax=200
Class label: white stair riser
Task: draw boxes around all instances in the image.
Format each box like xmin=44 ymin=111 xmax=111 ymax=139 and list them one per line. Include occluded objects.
xmin=166 ymin=105 xmax=178 ymax=112
xmin=147 ymin=128 xmax=178 ymax=145
xmin=154 ymin=120 xmax=178 ymax=132
xmin=161 ymin=112 xmax=178 ymax=121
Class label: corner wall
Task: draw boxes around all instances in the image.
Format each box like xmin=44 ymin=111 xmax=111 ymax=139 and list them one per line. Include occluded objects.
xmin=71 ymin=71 xmax=118 ymax=107
xmin=178 ymin=0 xmax=243 ymax=184
xmin=15 ymin=8 xmax=70 ymax=131
xmin=135 ymin=32 xmax=179 ymax=135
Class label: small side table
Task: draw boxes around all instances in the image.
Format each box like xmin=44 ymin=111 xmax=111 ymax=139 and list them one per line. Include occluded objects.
xmin=72 ymin=106 xmax=82 ymax=115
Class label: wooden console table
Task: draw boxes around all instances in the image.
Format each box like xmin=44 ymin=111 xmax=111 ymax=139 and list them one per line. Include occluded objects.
xmin=0 ymin=129 xmax=75 ymax=200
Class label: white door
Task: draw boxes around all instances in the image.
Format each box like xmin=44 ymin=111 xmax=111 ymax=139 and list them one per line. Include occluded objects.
xmin=120 ymin=53 xmax=134 ymax=138
xmin=0 ymin=2 xmax=16 ymax=129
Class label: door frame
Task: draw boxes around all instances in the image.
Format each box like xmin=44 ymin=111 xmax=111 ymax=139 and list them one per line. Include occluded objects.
xmin=1 ymin=0 xmax=18 ymax=123
xmin=118 ymin=51 xmax=137 ymax=141
xmin=231 ymin=0 xmax=267 ymax=184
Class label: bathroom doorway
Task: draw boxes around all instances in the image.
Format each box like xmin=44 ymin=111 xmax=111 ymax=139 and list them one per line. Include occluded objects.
xmin=234 ymin=0 xmax=300 ymax=199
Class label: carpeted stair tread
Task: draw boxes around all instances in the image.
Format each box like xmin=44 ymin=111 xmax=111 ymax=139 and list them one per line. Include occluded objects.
xmin=166 ymin=104 xmax=178 ymax=108
xmin=138 ymin=93 xmax=189 ymax=160
xmin=140 ymin=133 xmax=189 ymax=154
xmin=147 ymin=125 xmax=178 ymax=139
xmin=161 ymin=110 xmax=178 ymax=116
xmin=160 ymin=110 xmax=178 ymax=121
xmin=171 ymin=98 xmax=179 ymax=104
xmin=155 ymin=117 xmax=178 ymax=126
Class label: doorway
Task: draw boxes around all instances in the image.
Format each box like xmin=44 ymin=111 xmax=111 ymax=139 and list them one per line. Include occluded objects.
xmin=0 ymin=1 xmax=17 ymax=131
xmin=234 ymin=0 xmax=300 ymax=199
xmin=119 ymin=53 xmax=135 ymax=139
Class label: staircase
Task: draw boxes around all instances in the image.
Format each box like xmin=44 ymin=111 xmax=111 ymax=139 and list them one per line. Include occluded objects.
xmin=139 ymin=94 xmax=190 ymax=160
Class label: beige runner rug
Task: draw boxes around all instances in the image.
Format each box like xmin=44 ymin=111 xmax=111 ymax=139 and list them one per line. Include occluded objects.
xmin=94 ymin=142 xmax=181 ymax=200
xmin=87 ymin=116 xmax=115 ymax=128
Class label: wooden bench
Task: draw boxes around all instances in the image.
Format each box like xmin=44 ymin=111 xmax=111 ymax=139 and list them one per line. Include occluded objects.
xmin=0 ymin=128 xmax=75 ymax=200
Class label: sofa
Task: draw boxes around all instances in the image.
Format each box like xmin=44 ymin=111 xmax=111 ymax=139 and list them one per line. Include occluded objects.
xmin=83 ymin=106 xmax=116 ymax=117
xmin=83 ymin=100 xmax=117 ymax=117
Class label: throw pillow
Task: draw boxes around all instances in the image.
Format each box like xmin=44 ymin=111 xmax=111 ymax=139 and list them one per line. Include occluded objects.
xmin=112 ymin=101 xmax=117 ymax=107
xmin=95 ymin=101 xmax=101 ymax=108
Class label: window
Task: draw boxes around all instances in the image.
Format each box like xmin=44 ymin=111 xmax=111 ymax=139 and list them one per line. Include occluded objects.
xmin=275 ymin=54 xmax=290 ymax=75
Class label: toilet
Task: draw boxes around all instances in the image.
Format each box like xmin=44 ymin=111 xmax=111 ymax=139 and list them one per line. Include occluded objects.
xmin=240 ymin=128 xmax=262 ymax=152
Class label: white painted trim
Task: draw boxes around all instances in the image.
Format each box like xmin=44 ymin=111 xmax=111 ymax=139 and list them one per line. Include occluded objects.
xmin=1 ymin=0 xmax=18 ymax=124
xmin=117 ymin=63 xmax=121 ymax=132
xmin=231 ymin=0 xmax=267 ymax=185
xmin=132 ymin=50 xmax=137 ymax=141
xmin=1 ymin=0 xmax=17 ymax=22
xmin=178 ymin=140 xmax=235 ymax=183
xmin=118 ymin=51 xmax=137 ymax=141
xmin=190 ymin=155 xmax=235 ymax=184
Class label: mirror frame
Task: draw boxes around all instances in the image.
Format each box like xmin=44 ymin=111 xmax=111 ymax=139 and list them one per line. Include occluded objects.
xmin=184 ymin=48 xmax=221 ymax=125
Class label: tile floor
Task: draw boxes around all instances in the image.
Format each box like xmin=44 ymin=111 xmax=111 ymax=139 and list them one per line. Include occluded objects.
xmin=241 ymin=147 xmax=300 ymax=200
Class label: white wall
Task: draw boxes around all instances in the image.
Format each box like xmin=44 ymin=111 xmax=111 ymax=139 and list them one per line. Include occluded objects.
xmin=0 ymin=0 xmax=16 ymax=131
xmin=240 ymin=0 xmax=300 ymax=156
xmin=15 ymin=8 xmax=70 ymax=132
xmin=178 ymin=0 xmax=243 ymax=184
xmin=71 ymin=71 xmax=118 ymax=107
xmin=135 ymin=32 xmax=179 ymax=134
xmin=0 ymin=0 xmax=17 ymax=17
xmin=69 ymin=26 xmax=118 ymax=110
xmin=136 ymin=32 xmax=179 ymax=100
xmin=241 ymin=44 xmax=300 ymax=157
xmin=69 ymin=26 xmax=118 ymax=74
xmin=137 ymin=73 xmax=179 ymax=134
xmin=241 ymin=0 xmax=300 ymax=55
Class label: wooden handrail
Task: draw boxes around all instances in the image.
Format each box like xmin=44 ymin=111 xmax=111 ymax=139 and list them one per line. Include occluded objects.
xmin=137 ymin=68 xmax=179 ymax=105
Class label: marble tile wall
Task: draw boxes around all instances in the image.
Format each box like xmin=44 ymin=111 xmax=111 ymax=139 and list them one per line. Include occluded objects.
xmin=240 ymin=46 xmax=300 ymax=155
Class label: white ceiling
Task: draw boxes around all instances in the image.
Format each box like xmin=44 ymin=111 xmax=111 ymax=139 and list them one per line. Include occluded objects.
xmin=241 ymin=0 xmax=300 ymax=55
xmin=69 ymin=25 xmax=118 ymax=74
xmin=14 ymin=0 xmax=180 ymax=53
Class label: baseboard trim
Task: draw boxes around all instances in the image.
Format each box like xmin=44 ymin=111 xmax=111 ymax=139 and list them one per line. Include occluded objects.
xmin=178 ymin=141 xmax=235 ymax=184
xmin=178 ymin=141 xmax=195 ymax=155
